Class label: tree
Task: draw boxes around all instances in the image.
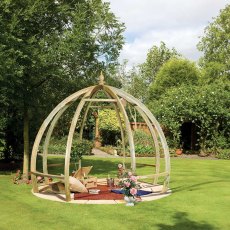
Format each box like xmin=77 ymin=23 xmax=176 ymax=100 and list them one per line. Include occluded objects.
xmin=148 ymin=58 xmax=200 ymax=101
xmin=0 ymin=0 xmax=125 ymax=178
xmin=114 ymin=59 xmax=130 ymax=90
xmin=140 ymin=41 xmax=181 ymax=85
xmin=200 ymin=62 xmax=226 ymax=84
xmin=197 ymin=4 xmax=230 ymax=79
xmin=119 ymin=42 xmax=181 ymax=102
xmin=126 ymin=67 xmax=147 ymax=102
xmin=150 ymin=80 xmax=230 ymax=153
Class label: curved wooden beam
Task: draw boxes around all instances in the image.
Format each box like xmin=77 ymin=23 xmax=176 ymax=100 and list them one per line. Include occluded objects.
xmin=108 ymin=86 xmax=170 ymax=190
xmin=42 ymin=104 xmax=71 ymax=184
xmin=31 ymin=81 xmax=170 ymax=200
xmin=79 ymin=101 xmax=91 ymax=141
xmin=31 ymin=86 xmax=94 ymax=193
xmin=135 ymin=106 xmax=160 ymax=184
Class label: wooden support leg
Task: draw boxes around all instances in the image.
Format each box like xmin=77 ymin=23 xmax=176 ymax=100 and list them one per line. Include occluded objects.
xmin=154 ymin=175 xmax=159 ymax=185
xmin=161 ymin=177 xmax=169 ymax=193
xmin=44 ymin=177 xmax=49 ymax=185
xmin=32 ymin=174 xmax=39 ymax=193
xmin=65 ymin=186 xmax=71 ymax=202
xmin=161 ymin=185 xmax=168 ymax=194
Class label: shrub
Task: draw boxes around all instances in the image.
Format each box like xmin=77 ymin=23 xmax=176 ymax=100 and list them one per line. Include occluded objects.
xmin=47 ymin=137 xmax=93 ymax=156
xmin=133 ymin=130 xmax=155 ymax=156
xmin=48 ymin=143 xmax=66 ymax=154
xmin=72 ymin=139 xmax=93 ymax=157
xmin=214 ymin=134 xmax=230 ymax=149
xmin=135 ymin=144 xmax=154 ymax=155
xmin=45 ymin=137 xmax=66 ymax=154
xmin=148 ymin=58 xmax=199 ymax=100
xmin=133 ymin=129 xmax=153 ymax=146
xmin=149 ymin=79 xmax=230 ymax=153
xmin=216 ymin=149 xmax=230 ymax=160
xmin=99 ymin=109 xmax=124 ymax=146
xmin=71 ymin=139 xmax=93 ymax=169
xmin=100 ymin=129 xmax=121 ymax=146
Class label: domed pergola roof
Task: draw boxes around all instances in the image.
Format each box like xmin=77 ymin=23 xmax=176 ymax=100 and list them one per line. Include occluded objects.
xmin=31 ymin=73 xmax=170 ymax=202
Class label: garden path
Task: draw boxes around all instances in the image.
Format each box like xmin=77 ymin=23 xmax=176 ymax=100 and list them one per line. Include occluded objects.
xmin=91 ymin=148 xmax=120 ymax=158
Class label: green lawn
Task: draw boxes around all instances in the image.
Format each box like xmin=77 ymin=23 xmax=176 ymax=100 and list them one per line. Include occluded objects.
xmin=0 ymin=157 xmax=229 ymax=230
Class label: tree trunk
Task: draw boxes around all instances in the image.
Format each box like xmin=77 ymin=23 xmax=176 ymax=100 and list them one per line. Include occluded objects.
xmin=22 ymin=107 xmax=30 ymax=179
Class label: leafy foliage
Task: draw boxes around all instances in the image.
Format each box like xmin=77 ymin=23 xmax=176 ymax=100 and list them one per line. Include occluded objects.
xmin=99 ymin=109 xmax=122 ymax=132
xmin=47 ymin=137 xmax=67 ymax=154
xmin=117 ymin=42 xmax=180 ymax=102
xmin=140 ymin=41 xmax=181 ymax=85
xmin=124 ymin=67 xmax=147 ymax=102
xmin=98 ymin=109 xmax=124 ymax=145
xmin=133 ymin=130 xmax=154 ymax=155
xmin=0 ymin=0 xmax=125 ymax=171
xmin=216 ymin=149 xmax=230 ymax=160
xmin=150 ymin=79 xmax=230 ymax=153
xmin=197 ymin=4 xmax=230 ymax=79
xmin=134 ymin=144 xmax=154 ymax=155
xmin=131 ymin=130 xmax=154 ymax=155
xmin=148 ymin=58 xmax=200 ymax=100
xmin=70 ymin=139 xmax=93 ymax=169
xmin=133 ymin=129 xmax=153 ymax=146
xmin=200 ymin=62 xmax=227 ymax=84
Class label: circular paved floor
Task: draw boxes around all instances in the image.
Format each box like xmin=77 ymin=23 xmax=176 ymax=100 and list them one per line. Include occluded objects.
xmin=32 ymin=179 xmax=171 ymax=204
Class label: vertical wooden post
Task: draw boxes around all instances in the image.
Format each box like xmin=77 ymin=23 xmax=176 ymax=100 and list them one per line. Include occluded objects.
xmin=31 ymin=174 xmax=38 ymax=193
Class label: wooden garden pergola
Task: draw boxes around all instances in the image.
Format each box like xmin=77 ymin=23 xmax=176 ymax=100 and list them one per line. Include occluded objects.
xmin=30 ymin=73 xmax=170 ymax=202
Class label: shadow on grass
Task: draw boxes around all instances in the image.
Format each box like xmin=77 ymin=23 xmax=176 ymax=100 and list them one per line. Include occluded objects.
xmin=171 ymin=180 xmax=226 ymax=193
xmin=36 ymin=156 xmax=126 ymax=176
xmin=157 ymin=212 xmax=217 ymax=230
xmin=37 ymin=156 xmax=154 ymax=176
xmin=0 ymin=171 xmax=13 ymax=175
xmin=83 ymin=158 xmax=122 ymax=175
xmin=0 ymin=155 xmax=130 ymax=176
xmin=0 ymin=155 xmax=163 ymax=177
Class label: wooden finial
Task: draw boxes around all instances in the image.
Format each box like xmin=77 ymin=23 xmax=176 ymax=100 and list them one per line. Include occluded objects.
xmin=99 ymin=71 xmax=105 ymax=85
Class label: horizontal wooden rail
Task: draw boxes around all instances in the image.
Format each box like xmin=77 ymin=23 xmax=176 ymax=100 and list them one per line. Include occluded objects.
xmin=89 ymin=105 xmax=114 ymax=108
xmin=31 ymin=171 xmax=65 ymax=179
xmin=83 ymin=98 xmax=117 ymax=102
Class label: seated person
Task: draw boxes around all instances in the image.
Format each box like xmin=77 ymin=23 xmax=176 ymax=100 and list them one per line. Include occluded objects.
xmin=117 ymin=163 xmax=125 ymax=178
